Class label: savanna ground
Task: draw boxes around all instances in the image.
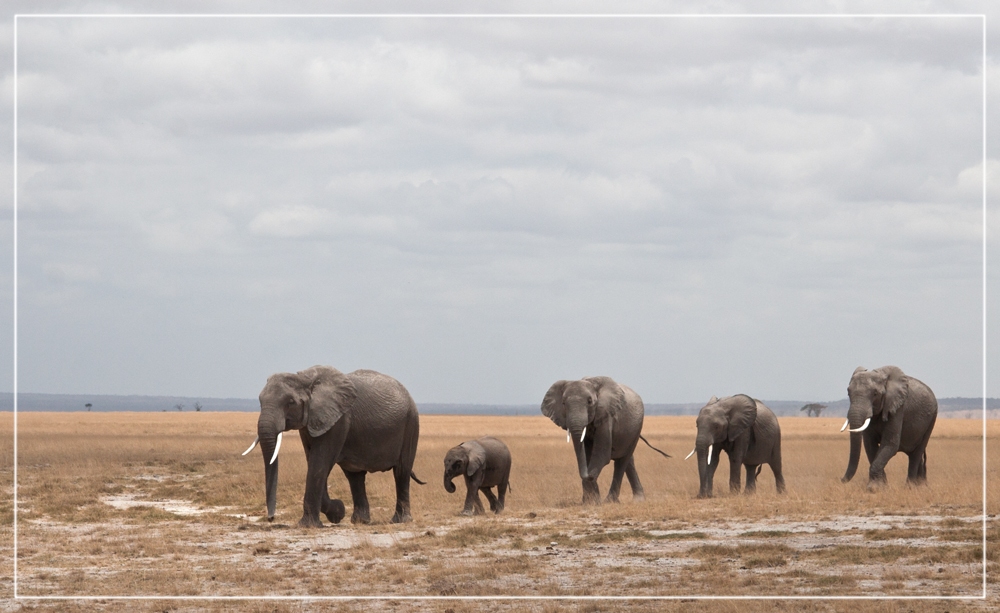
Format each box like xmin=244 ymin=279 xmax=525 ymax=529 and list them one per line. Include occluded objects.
xmin=0 ymin=412 xmax=998 ymax=612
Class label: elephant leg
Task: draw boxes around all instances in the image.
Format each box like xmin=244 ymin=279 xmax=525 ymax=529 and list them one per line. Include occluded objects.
xmin=700 ymin=458 xmax=721 ymax=498
xmin=461 ymin=473 xmax=486 ymax=516
xmin=299 ymin=430 xmax=346 ymax=528
xmin=481 ymin=487 xmax=499 ymax=512
xmin=495 ymin=481 xmax=507 ymax=513
xmin=581 ymin=478 xmax=601 ymax=505
xmin=868 ymin=443 xmax=897 ymax=487
xmin=299 ymin=430 xmax=347 ymax=525
xmin=906 ymin=452 xmax=923 ymax=484
xmin=605 ymin=457 xmax=629 ymax=503
xmin=744 ymin=465 xmax=758 ymax=494
xmin=624 ymin=455 xmax=644 ymax=501
xmin=771 ymin=452 xmax=786 ymax=494
xmin=908 ymin=425 xmax=934 ymax=486
xmin=300 ymin=459 xmax=333 ymax=528
xmin=728 ymin=454 xmax=742 ymax=494
xmin=342 ymin=468 xmax=371 ymax=524
xmin=390 ymin=465 xmax=413 ymax=523
xmin=862 ymin=433 xmax=879 ymax=465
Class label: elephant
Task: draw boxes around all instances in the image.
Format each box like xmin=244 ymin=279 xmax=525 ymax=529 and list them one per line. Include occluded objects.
xmin=541 ymin=377 xmax=670 ymax=505
xmin=840 ymin=366 xmax=937 ymax=488
xmin=800 ymin=403 xmax=827 ymax=417
xmin=686 ymin=395 xmax=785 ymax=498
xmin=443 ymin=436 xmax=512 ymax=516
xmin=242 ymin=366 xmax=424 ymax=528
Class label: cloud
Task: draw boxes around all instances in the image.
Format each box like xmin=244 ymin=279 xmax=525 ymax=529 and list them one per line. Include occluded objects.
xmin=12 ymin=15 xmax=988 ymax=401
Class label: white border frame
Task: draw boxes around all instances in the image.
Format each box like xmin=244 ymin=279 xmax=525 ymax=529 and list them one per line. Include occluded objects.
xmin=10 ymin=11 xmax=989 ymax=603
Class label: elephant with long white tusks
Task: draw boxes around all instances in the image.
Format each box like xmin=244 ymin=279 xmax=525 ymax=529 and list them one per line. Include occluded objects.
xmin=841 ymin=366 xmax=937 ymax=488
xmin=690 ymin=395 xmax=785 ymax=499
xmin=541 ymin=377 xmax=670 ymax=505
xmin=243 ymin=366 xmax=424 ymax=528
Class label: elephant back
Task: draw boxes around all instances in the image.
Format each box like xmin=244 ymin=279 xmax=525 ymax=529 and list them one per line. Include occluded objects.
xmin=477 ymin=436 xmax=512 ymax=464
xmin=338 ymin=370 xmax=419 ymax=473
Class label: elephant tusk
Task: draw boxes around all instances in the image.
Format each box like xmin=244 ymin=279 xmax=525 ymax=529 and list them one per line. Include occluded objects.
xmin=270 ymin=432 xmax=282 ymax=465
xmin=707 ymin=444 xmax=713 ymax=466
xmin=840 ymin=419 xmax=850 ymax=432
xmin=567 ymin=431 xmax=571 ymax=443
xmin=241 ymin=436 xmax=259 ymax=456
xmin=580 ymin=427 xmax=586 ymax=443
xmin=684 ymin=448 xmax=696 ymax=460
xmin=849 ymin=418 xmax=871 ymax=433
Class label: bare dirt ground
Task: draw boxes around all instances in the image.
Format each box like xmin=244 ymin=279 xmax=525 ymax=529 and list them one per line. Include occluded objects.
xmin=0 ymin=412 xmax=997 ymax=612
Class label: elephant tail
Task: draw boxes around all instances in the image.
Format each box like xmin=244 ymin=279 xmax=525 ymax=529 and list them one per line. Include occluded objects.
xmin=410 ymin=471 xmax=426 ymax=485
xmin=639 ymin=435 xmax=671 ymax=459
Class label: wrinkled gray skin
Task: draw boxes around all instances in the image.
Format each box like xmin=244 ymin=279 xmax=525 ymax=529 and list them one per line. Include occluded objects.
xmin=841 ymin=366 xmax=937 ymax=488
xmin=541 ymin=377 xmax=646 ymax=505
xmin=254 ymin=366 xmax=422 ymax=528
xmin=443 ymin=436 xmax=512 ymax=516
xmin=694 ymin=395 xmax=785 ymax=499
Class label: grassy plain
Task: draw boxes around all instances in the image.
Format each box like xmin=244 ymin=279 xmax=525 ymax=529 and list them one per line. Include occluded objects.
xmin=1 ymin=411 xmax=997 ymax=612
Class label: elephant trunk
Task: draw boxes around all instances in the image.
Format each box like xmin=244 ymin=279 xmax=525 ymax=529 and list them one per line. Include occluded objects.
xmin=695 ymin=433 xmax=714 ymax=498
xmin=444 ymin=471 xmax=457 ymax=494
xmin=841 ymin=402 xmax=871 ymax=483
xmin=259 ymin=435 xmax=279 ymax=520
xmin=842 ymin=432 xmax=862 ymax=483
xmin=257 ymin=409 xmax=285 ymax=521
xmin=571 ymin=436 xmax=589 ymax=480
xmin=567 ymin=413 xmax=590 ymax=480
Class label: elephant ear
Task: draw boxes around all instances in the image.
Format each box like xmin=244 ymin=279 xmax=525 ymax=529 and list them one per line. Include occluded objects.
xmin=541 ymin=380 xmax=569 ymax=428
xmin=708 ymin=395 xmax=719 ymax=404
xmin=726 ymin=395 xmax=758 ymax=441
xmin=878 ymin=366 xmax=909 ymax=421
xmin=586 ymin=376 xmax=625 ymax=424
xmin=300 ymin=366 xmax=357 ymax=438
xmin=463 ymin=441 xmax=487 ymax=477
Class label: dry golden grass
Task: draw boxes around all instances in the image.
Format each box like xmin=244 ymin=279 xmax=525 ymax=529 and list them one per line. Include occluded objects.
xmin=0 ymin=411 xmax=998 ymax=612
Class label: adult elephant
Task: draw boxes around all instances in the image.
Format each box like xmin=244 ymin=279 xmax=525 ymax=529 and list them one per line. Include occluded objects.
xmin=840 ymin=366 xmax=937 ymax=488
xmin=541 ymin=377 xmax=669 ymax=505
xmin=242 ymin=366 xmax=424 ymax=527
xmin=687 ymin=395 xmax=785 ymax=499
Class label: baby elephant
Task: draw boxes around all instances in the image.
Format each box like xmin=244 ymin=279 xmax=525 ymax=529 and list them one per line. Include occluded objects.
xmin=443 ymin=437 xmax=512 ymax=516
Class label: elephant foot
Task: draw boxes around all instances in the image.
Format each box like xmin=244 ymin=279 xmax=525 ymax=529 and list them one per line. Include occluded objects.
xmin=459 ymin=509 xmax=474 ymax=517
xmin=351 ymin=511 xmax=371 ymax=525
xmin=391 ymin=511 xmax=413 ymax=523
xmin=604 ymin=493 xmax=621 ymax=504
xmin=697 ymin=492 xmax=712 ymax=499
xmin=866 ymin=480 xmax=887 ymax=493
xmin=298 ymin=515 xmax=325 ymax=528
xmin=324 ymin=500 xmax=346 ymax=524
xmin=632 ymin=491 xmax=645 ymax=502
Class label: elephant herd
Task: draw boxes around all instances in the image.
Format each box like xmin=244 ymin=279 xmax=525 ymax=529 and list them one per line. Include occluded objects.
xmin=241 ymin=364 xmax=938 ymax=528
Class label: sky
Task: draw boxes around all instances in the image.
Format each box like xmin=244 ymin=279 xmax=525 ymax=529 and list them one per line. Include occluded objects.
xmin=2 ymin=3 xmax=998 ymax=404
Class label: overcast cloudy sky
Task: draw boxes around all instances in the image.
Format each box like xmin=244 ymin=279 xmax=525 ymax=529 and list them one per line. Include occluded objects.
xmin=3 ymin=4 xmax=998 ymax=404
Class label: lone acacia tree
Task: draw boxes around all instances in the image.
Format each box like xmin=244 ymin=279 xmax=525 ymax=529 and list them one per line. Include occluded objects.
xmin=800 ymin=403 xmax=827 ymax=417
